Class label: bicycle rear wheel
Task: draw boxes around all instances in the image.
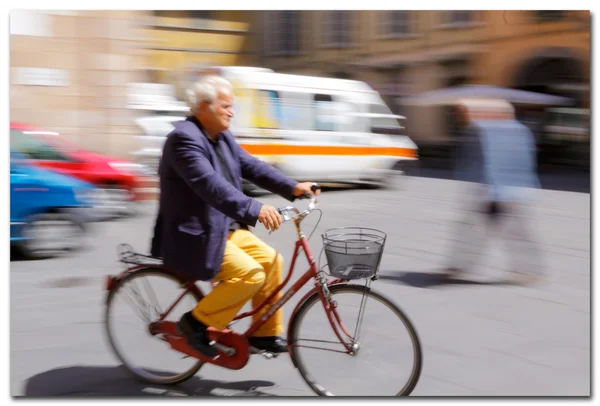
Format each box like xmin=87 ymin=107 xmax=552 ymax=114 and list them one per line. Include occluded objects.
xmin=288 ymin=284 xmax=422 ymax=396
xmin=105 ymin=267 xmax=204 ymax=385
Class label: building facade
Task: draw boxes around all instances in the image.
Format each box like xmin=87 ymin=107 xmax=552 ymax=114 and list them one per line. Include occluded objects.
xmin=10 ymin=10 xmax=590 ymax=161
xmin=135 ymin=10 xmax=258 ymax=100
xmin=10 ymin=10 xmax=148 ymax=158
xmin=9 ymin=10 xmax=258 ymax=158
xmin=255 ymin=10 xmax=590 ymax=146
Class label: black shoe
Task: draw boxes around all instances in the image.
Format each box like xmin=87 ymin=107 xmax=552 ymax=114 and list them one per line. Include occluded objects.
xmin=249 ymin=336 xmax=288 ymax=353
xmin=177 ymin=312 xmax=218 ymax=358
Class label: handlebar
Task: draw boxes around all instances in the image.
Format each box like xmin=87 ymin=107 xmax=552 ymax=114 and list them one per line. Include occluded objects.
xmin=277 ymin=183 xmax=321 ymax=224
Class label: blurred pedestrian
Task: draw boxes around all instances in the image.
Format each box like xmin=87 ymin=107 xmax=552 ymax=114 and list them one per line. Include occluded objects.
xmin=444 ymin=99 xmax=544 ymax=285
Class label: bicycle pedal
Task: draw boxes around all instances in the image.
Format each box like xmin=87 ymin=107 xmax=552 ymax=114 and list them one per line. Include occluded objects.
xmin=260 ymin=351 xmax=276 ymax=360
xmin=250 ymin=347 xmax=277 ymax=359
xmin=210 ymin=341 xmax=236 ymax=356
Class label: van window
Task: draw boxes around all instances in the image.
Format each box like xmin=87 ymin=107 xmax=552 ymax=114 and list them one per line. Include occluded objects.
xmin=369 ymin=103 xmax=402 ymax=130
xmin=256 ymin=90 xmax=282 ymax=129
xmin=280 ymin=91 xmax=312 ymax=131
xmin=314 ymin=94 xmax=336 ymax=131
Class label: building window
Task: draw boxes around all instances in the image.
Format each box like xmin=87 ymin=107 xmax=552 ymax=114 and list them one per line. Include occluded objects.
xmin=152 ymin=10 xmax=213 ymax=19
xmin=442 ymin=58 xmax=471 ymax=86
xmin=266 ymin=11 xmax=302 ymax=55
xmin=535 ymin=11 xmax=566 ymax=22
xmin=281 ymin=11 xmax=301 ymax=54
xmin=444 ymin=10 xmax=474 ymax=26
xmin=188 ymin=11 xmax=213 ymax=20
xmin=380 ymin=11 xmax=412 ymax=37
xmin=323 ymin=11 xmax=355 ymax=47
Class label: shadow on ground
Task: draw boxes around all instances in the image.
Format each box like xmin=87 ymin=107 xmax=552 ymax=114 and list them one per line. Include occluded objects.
xmin=378 ymin=270 xmax=512 ymax=289
xmin=404 ymin=165 xmax=590 ymax=194
xmin=20 ymin=365 xmax=279 ymax=397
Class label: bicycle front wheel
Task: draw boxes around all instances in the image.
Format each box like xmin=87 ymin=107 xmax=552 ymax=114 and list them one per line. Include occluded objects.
xmin=105 ymin=267 xmax=204 ymax=385
xmin=288 ymin=284 xmax=422 ymax=396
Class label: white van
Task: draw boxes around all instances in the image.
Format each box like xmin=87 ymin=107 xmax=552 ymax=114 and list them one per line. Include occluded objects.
xmin=132 ymin=67 xmax=418 ymax=189
xmin=131 ymin=115 xmax=186 ymax=175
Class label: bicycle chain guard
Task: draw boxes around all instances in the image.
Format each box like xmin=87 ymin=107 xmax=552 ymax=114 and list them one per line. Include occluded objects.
xmin=153 ymin=321 xmax=251 ymax=370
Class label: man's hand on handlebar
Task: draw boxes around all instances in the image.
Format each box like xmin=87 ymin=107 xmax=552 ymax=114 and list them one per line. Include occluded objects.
xmin=259 ymin=183 xmax=321 ymax=232
xmin=258 ymin=204 xmax=283 ymax=232
xmin=293 ymin=182 xmax=321 ymax=200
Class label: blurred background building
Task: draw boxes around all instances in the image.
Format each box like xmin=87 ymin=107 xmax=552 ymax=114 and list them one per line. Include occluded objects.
xmin=10 ymin=11 xmax=147 ymax=158
xmin=135 ymin=10 xmax=257 ymax=100
xmin=10 ymin=10 xmax=590 ymax=168
xmin=254 ymin=10 xmax=590 ymax=168
xmin=10 ymin=10 xmax=257 ymax=159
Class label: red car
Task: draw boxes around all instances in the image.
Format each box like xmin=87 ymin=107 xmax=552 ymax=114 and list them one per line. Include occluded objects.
xmin=10 ymin=122 xmax=150 ymax=218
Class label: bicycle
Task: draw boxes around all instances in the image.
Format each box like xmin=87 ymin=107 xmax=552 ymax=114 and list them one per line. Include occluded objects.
xmin=104 ymin=192 xmax=423 ymax=396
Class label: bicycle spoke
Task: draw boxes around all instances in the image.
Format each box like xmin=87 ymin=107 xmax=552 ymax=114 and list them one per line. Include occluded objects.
xmin=295 ymin=338 xmax=351 ymax=344
xmin=131 ymin=279 xmax=155 ymax=318
xmin=106 ymin=268 xmax=204 ymax=385
xmin=120 ymin=286 xmax=152 ymax=323
xmin=141 ymin=276 xmax=163 ymax=318
xmin=123 ymin=277 xmax=161 ymax=323
xmin=292 ymin=345 xmax=349 ymax=354
xmin=353 ymin=287 xmax=369 ymax=343
xmin=293 ymin=337 xmax=351 ymax=353
xmin=289 ymin=285 xmax=423 ymax=396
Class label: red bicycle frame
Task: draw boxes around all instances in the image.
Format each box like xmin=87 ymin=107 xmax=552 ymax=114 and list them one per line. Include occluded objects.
xmin=106 ymin=196 xmax=358 ymax=369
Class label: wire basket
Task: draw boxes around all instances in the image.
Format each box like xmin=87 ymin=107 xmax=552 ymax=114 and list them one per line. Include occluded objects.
xmin=321 ymin=227 xmax=386 ymax=280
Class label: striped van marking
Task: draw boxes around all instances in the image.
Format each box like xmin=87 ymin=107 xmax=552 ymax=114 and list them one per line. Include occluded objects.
xmin=240 ymin=144 xmax=417 ymax=158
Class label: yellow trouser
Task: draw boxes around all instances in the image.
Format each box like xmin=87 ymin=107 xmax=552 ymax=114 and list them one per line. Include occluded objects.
xmin=192 ymin=229 xmax=284 ymax=337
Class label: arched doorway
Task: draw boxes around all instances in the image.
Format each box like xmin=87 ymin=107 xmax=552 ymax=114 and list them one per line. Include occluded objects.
xmin=513 ymin=48 xmax=589 ymax=170
xmin=514 ymin=47 xmax=586 ymax=107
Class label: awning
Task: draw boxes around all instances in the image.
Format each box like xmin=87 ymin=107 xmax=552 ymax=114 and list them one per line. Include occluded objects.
xmin=401 ymin=84 xmax=573 ymax=106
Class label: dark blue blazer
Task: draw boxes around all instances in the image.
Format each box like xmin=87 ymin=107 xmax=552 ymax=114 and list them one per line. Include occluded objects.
xmin=150 ymin=117 xmax=297 ymax=281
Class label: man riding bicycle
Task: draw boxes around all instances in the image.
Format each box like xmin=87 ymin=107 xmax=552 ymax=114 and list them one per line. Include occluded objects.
xmin=150 ymin=75 xmax=320 ymax=358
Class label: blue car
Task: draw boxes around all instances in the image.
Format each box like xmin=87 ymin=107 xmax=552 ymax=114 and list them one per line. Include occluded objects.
xmin=10 ymin=152 xmax=97 ymax=259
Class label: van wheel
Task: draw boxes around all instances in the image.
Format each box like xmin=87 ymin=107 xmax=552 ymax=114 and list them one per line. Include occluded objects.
xmin=19 ymin=213 xmax=85 ymax=259
xmin=361 ymin=168 xmax=405 ymax=191
xmin=383 ymin=167 xmax=405 ymax=190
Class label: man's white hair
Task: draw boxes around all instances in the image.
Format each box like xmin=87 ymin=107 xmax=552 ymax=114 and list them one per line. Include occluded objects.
xmin=186 ymin=75 xmax=233 ymax=115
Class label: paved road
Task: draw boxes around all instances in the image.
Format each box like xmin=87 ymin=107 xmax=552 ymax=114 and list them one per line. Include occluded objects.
xmin=10 ymin=176 xmax=590 ymax=396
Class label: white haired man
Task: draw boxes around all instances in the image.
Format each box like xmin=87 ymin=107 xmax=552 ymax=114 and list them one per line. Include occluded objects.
xmin=150 ymin=75 xmax=320 ymax=357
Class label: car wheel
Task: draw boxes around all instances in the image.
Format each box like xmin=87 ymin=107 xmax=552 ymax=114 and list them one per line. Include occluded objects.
xmin=19 ymin=213 xmax=85 ymax=259
xmin=92 ymin=184 xmax=136 ymax=220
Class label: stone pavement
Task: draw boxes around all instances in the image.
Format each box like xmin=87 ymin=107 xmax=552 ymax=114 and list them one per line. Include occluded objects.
xmin=10 ymin=175 xmax=590 ymax=396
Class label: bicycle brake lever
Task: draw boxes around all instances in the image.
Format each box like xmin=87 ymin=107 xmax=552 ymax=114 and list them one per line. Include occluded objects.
xmin=268 ymin=209 xmax=293 ymax=235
